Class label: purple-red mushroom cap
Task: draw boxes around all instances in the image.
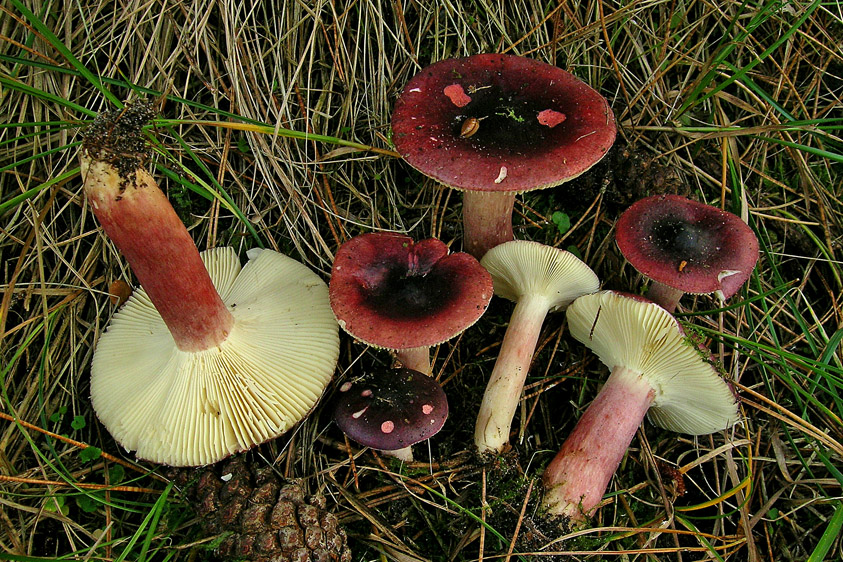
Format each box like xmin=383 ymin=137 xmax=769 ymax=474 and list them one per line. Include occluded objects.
xmin=329 ymin=233 xmax=493 ymax=350
xmin=391 ymin=53 xmax=617 ymax=193
xmin=616 ymin=194 xmax=759 ymax=299
xmin=334 ymin=368 xmax=449 ymax=451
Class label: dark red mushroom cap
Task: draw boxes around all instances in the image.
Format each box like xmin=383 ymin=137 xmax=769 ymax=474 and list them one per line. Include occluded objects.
xmin=329 ymin=232 xmax=493 ymax=349
xmin=616 ymin=194 xmax=759 ymax=298
xmin=391 ymin=53 xmax=616 ymax=193
xmin=334 ymin=368 xmax=449 ymax=451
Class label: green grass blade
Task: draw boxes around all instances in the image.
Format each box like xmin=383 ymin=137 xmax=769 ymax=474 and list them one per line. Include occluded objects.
xmin=0 ymin=167 xmax=79 ymax=216
xmin=114 ymin=482 xmax=173 ymax=562
xmin=806 ymin=501 xmax=843 ymax=562
xmin=0 ymin=74 xmax=95 ymax=117
xmin=9 ymin=0 xmax=121 ymax=107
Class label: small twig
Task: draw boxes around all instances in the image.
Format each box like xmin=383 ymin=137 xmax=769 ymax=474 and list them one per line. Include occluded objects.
xmin=0 ymin=412 xmax=166 ymax=482
xmin=0 ymin=474 xmax=158 ymax=494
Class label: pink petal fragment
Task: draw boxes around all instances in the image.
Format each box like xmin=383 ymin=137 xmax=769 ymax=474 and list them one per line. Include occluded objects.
xmin=538 ymin=109 xmax=566 ymax=128
xmin=444 ymin=84 xmax=472 ymax=108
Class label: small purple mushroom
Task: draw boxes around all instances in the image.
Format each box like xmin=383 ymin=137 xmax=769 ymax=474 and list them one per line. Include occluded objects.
xmin=334 ymin=367 xmax=449 ymax=461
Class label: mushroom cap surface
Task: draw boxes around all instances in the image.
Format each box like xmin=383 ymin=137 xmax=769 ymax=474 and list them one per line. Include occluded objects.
xmin=615 ymin=194 xmax=759 ymax=298
xmin=329 ymin=233 xmax=493 ymax=349
xmin=566 ymin=291 xmax=739 ymax=435
xmin=334 ymin=367 xmax=449 ymax=451
xmin=480 ymin=240 xmax=600 ymax=310
xmin=91 ymin=247 xmax=340 ymax=466
xmin=392 ymin=53 xmax=616 ymax=193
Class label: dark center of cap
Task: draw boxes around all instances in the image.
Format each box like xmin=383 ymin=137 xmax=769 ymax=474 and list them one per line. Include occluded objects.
xmin=453 ymin=91 xmax=558 ymax=153
xmin=650 ymin=217 xmax=718 ymax=265
xmin=363 ymin=262 xmax=458 ymax=320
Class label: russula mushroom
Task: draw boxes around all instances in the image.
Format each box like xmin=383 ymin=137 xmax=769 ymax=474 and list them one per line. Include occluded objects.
xmin=392 ymin=53 xmax=617 ymax=258
xmin=334 ymin=367 xmax=449 ymax=462
xmin=82 ymin=104 xmax=339 ymax=466
xmin=542 ymin=290 xmax=739 ymax=522
xmin=474 ymin=240 xmax=600 ymax=454
xmin=329 ymin=232 xmax=493 ymax=374
xmin=615 ymin=194 xmax=759 ymax=312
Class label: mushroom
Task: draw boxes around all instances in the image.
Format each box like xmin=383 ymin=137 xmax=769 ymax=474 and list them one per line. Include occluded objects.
xmin=329 ymin=232 xmax=493 ymax=374
xmin=334 ymin=367 xmax=449 ymax=462
xmin=541 ymin=290 xmax=739 ymax=522
xmin=82 ymin=104 xmax=339 ymax=466
xmin=392 ymin=53 xmax=617 ymax=258
xmin=615 ymin=194 xmax=759 ymax=312
xmin=474 ymin=240 xmax=600 ymax=454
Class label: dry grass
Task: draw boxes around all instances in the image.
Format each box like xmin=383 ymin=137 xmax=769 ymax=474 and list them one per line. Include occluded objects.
xmin=1 ymin=0 xmax=841 ymax=560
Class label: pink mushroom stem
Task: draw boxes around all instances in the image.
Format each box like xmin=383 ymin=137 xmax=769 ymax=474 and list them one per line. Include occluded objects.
xmin=645 ymin=281 xmax=685 ymax=312
xmin=542 ymin=365 xmax=655 ymax=521
xmin=462 ymin=191 xmax=516 ymax=259
xmin=81 ymin=156 xmax=234 ymax=352
xmin=474 ymin=294 xmax=549 ymax=453
xmin=395 ymin=346 xmax=432 ymax=376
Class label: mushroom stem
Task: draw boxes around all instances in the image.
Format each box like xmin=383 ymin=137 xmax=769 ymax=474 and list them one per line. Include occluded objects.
xmin=542 ymin=365 xmax=655 ymax=522
xmin=395 ymin=346 xmax=432 ymax=376
xmin=381 ymin=446 xmax=414 ymax=462
xmin=474 ymin=293 xmax=550 ymax=454
xmin=462 ymin=191 xmax=516 ymax=259
xmin=81 ymin=156 xmax=234 ymax=352
xmin=645 ymin=281 xmax=684 ymax=312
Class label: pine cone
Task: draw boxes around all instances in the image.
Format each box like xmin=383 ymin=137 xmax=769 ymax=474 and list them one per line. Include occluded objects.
xmin=174 ymin=457 xmax=352 ymax=562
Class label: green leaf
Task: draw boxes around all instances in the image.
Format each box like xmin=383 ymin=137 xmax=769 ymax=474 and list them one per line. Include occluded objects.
xmin=551 ymin=211 xmax=571 ymax=235
xmin=43 ymin=496 xmax=68 ymax=516
xmin=79 ymin=447 xmax=102 ymax=462
xmin=75 ymin=492 xmax=102 ymax=514
xmin=70 ymin=415 xmax=86 ymax=430
xmin=49 ymin=406 xmax=67 ymax=424
xmin=108 ymin=465 xmax=125 ymax=484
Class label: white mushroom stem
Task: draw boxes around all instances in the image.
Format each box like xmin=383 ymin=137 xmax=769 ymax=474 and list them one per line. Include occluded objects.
xmin=542 ymin=365 xmax=655 ymax=522
xmin=645 ymin=281 xmax=685 ymax=313
xmin=81 ymin=155 xmax=234 ymax=352
xmin=388 ymin=346 xmax=432 ymax=461
xmin=395 ymin=346 xmax=432 ymax=376
xmin=474 ymin=293 xmax=550 ymax=454
xmin=381 ymin=446 xmax=414 ymax=463
xmin=462 ymin=191 xmax=516 ymax=259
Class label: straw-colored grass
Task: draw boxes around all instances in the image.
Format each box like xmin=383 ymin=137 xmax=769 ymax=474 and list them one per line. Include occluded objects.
xmin=1 ymin=0 xmax=841 ymax=560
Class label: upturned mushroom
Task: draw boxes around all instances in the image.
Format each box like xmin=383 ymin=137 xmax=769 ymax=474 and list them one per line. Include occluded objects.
xmin=392 ymin=53 xmax=617 ymax=258
xmin=334 ymin=367 xmax=449 ymax=462
xmin=542 ymin=290 xmax=739 ymax=522
xmin=329 ymin=232 xmax=493 ymax=374
xmin=615 ymin=194 xmax=759 ymax=311
xmin=474 ymin=240 xmax=600 ymax=454
xmin=82 ymin=104 xmax=339 ymax=466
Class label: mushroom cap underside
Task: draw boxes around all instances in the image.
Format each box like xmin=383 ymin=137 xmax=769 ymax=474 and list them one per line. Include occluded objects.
xmin=392 ymin=53 xmax=616 ymax=193
xmin=480 ymin=239 xmax=600 ymax=310
xmin=566 ymin=290 xmax=739 ymax=435
xmin=91 ymin=247 xmax=340 ymax=467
